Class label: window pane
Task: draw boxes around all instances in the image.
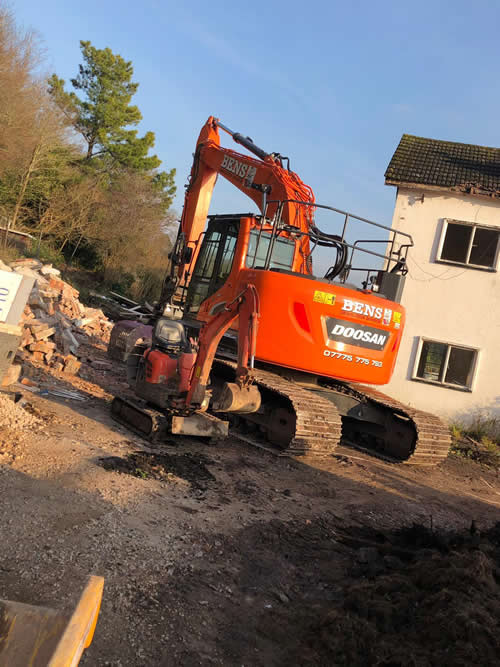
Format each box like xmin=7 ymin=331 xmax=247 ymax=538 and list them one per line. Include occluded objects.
xmin=195 ymin=233 xmax=221 ymax=279
xmin=416 ymin=341 xmax=447 ymax=382
xmin=187 ymin=231 xmax=222 ymax=313
xmin=188 ymin=281 xmax=211 ymax=311
xmin=246 ymin=231 xmax=295 ymax=270
xmin=216 ymin=233 xmax=238 ymax=285
xmin=445 ymin=347 xmax=476 ymax=388
xmin=469 ymin=227 xmax=498 ymax=268
xmin=441 ymin=223 xmax=471 ymax=263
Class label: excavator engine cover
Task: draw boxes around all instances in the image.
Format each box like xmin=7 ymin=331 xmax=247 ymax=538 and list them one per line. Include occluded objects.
xmin=145 ymin=348 xmax=195 ymax=392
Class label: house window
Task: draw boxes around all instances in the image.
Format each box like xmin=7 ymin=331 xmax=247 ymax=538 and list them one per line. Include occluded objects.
xmin=413 ymin=338 xmax=478 ymax=391
xmin=438 ymin=220 xmax=499 ymax=270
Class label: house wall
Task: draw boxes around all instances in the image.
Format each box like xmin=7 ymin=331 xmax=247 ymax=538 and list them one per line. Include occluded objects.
xmin=384 ymin=186 xmax=500 ymax=423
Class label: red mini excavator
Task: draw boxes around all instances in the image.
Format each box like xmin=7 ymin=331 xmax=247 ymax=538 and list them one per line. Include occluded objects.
xmin=110 ymin=117 xmax=450 ymax=464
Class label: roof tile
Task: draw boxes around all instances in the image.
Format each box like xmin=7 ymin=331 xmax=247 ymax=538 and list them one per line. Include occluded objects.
xmin=385 ymin=135 xmax=500 ymax=195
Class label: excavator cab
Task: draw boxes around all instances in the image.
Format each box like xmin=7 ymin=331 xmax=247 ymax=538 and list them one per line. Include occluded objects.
xmin=185 ymin=216 xmax=239 ymax=315
xmin=185 ymin=215 xmax=297 ymax=316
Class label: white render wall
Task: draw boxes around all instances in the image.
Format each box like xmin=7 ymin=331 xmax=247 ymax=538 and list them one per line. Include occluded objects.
xmin=384 ymin=186 xmax=500 ymax=423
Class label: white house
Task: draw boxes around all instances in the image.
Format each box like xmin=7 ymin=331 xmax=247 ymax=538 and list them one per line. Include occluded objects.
xmin=384 ymin=134 xmax=500 ymax=423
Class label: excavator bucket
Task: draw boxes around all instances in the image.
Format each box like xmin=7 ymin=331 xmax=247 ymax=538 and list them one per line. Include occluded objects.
xmin=0 ymin=575 xmax=104 ymax=666
xmin=107 ymin=320 xmax=152 ymax=362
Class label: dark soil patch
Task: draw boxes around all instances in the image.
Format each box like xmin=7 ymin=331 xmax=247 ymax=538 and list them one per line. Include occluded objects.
xmin=302 ymin=523 xmax=500 ymax=666
xmin=98 ymin=451 xmax=216 ymax=490
xmin=159 ymin=518 xmax=500 ymax=666
xmin=289 ymin=522 xmax=500 ymax=667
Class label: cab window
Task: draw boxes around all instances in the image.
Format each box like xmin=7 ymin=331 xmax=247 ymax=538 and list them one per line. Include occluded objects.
xmin=186 ymin=219 xmax=239 ymax=314
xmin=246 ymin=230 xmax=295 ymax=270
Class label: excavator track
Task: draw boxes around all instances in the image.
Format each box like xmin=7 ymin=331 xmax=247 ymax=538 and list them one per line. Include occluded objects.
xmin=344 ymin=383 xmax=452 ymax=465
xmin=213 ymin=360 xmax=342 ymax=457
xmin=111 ymin=396 xmax=171 ymax=442
xmin=213 ymin=360 xmax=451 ymax=465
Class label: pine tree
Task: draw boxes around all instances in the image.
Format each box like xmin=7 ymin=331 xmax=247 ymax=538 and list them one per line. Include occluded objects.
xmin=48 ymin=40 xmax=175 ymax=208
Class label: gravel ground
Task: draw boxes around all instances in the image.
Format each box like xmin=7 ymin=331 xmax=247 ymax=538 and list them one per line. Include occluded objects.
xmin=0 ymin=352 xmax=499 ymax=665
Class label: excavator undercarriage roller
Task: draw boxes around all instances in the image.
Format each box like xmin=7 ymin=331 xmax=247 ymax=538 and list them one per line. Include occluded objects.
xmin=212 ymin=360 xmax=451 ymax=464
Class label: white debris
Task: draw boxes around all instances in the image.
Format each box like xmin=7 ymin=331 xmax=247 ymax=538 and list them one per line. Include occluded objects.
xmin=40 ymin=264 xmax=61 ymax=277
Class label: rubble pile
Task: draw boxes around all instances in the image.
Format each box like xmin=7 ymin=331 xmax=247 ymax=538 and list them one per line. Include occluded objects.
xmin=7 ymin=259 xmax=113 ymax=376
xmin=0 ymin=393 xmax=41 ymax=430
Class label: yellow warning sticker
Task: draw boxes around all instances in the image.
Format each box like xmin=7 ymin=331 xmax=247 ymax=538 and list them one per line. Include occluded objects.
xmin=393 ymin=311 xmax=402 ymax=324
xmin=313 ymin=290 xmax=336 ymax=306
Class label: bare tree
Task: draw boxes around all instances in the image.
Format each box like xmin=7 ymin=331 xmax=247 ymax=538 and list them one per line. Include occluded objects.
xmin=0 ymin=6 xmax=74 ymax=243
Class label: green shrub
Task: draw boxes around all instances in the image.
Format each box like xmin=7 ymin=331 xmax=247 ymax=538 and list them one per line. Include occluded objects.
xmin=467 ymin=413 xmax=500 ymax=444
xmin=28 ymin=239 xmax=65 ymax=267
xmin=450 ymin=415 xmax=500 ymax=468
xmin=107 ymin=271 xmax=135 ymax=296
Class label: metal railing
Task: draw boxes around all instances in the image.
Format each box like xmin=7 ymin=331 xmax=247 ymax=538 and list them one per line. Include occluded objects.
xmin=256 ymin=199 xmax=413 ymax=286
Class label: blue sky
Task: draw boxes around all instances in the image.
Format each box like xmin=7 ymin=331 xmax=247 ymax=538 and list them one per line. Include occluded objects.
xmin=13 ymin=0 xmax=500 ymax=242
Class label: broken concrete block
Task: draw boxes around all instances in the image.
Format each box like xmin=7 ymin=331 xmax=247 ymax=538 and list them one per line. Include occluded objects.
xmin=54 ymin=333 xmax=71 ymax=355
xmin=40 ymin=264 xmax=61 ymax=277
xmin=63 ymin=354 xmax=81 ymax=375
xmin=28 ymin=290 xmax=47 ymax=309
xmin=62 ymin=329 xmax=79 ymax=348
xmin=33 ymin=326 xmax=56 ymax=341
xmin=28 ymin=341 xmax=55 ymax=353
xmin=14 ymin=266 xmax=48 ymax=285
xmin=75 ymin=317 xmax=96 ymax=327
xmin=39 ymin=288 xmax=60 ymax=300
xmin=54 ymin=311 xmax=72 ymax=329
xmin=10 ymin=258 xmax=42 ymax=270
xmin=1 ymin=363 xmax=21 ymax=386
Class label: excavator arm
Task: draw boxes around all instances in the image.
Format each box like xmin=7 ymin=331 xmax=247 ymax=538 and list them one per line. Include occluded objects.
xmin=169 ymin=117 xmax=316 ymax=296
xmin=185 ymin=283 xmax=261 ymax=413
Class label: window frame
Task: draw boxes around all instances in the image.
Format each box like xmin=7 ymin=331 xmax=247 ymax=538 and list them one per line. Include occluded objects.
xmin=185 ymin=219 xmax=239 ymax=314
xmin=436 ymin=219 xmax=500 ymax=271
xmin=412 ymin=337 xmax=480 ymax=392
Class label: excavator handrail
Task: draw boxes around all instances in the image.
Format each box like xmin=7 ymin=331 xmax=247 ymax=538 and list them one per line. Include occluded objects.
xmin=252 ymin=198 xmax=412 ymax=283
xmin=265 ymin=198 xmax=414 ymax=246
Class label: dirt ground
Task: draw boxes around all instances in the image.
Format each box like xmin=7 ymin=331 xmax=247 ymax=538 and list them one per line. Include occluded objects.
xmin=1 ymin=344 xmax=500 ymax=665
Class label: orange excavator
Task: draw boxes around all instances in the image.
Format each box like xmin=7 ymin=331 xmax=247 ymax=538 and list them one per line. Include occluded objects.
xmin=110 ymin=117 xmax=450 ymax=464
